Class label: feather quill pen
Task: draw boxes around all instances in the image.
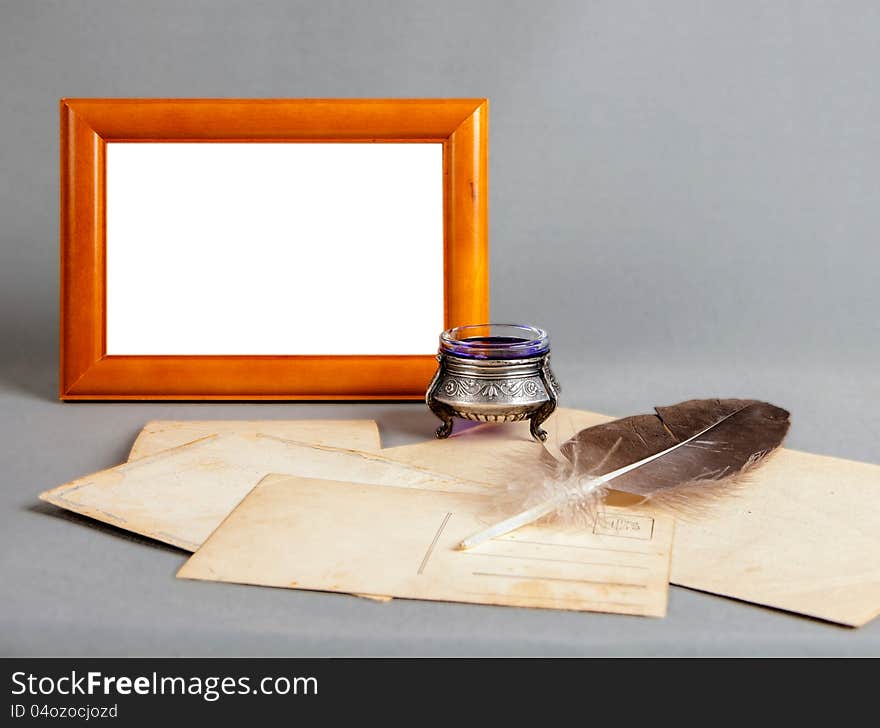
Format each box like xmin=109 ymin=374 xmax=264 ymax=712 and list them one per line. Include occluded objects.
xmin=459 ymin=399 xmax=790 ymax=550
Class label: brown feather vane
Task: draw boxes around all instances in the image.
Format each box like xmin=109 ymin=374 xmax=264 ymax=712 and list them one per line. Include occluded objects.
xmin=459 ymin=398 xmax=790 ymax=550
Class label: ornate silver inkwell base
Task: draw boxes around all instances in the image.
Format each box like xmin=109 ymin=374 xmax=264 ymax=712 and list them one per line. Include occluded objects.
xmin=425 ymin=324 xmax=560 ymax=442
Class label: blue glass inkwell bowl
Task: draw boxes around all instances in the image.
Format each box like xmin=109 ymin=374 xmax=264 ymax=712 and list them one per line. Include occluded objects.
xmin=425 ymin=324 xmax=559 ymax=441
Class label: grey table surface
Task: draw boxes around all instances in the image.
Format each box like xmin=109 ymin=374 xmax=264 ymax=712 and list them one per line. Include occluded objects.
xmin=2 ymin=369 xmax=879 ymax=657
xmin=1 ymin=0 xmax=879 ymax=656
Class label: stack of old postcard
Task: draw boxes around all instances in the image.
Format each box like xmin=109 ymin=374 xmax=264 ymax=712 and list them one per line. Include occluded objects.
xmin=39 ymin=411 xmax=880 ymax=625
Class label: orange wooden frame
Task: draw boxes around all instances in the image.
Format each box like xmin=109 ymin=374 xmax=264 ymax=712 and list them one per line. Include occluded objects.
xmin=60 ymin=98 xmax=488 ymax=400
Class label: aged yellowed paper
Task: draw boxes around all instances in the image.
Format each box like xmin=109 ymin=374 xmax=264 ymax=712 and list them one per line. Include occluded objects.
xmin=382 ymin=408 xmax=880 ymax=626
xmin=128 ymin=419 xmax=381 ymax=460
xmin=40 ymin=434 xmax=488 ymax=552
xmin=178 ymin=475 xmax=674 ymax=617
xmin=669 ymin=448 xmax=880 ymax=627
xmin=381 ymin=409 xmax=604 ymax=485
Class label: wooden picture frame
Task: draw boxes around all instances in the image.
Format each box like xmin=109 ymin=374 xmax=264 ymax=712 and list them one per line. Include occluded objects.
xmin=60 ymin=98 xmax=488 ymax=400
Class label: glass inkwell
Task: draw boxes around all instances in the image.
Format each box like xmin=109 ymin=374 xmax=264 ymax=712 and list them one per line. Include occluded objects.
xmin=425 ymin=324 xmax=560 ymax=441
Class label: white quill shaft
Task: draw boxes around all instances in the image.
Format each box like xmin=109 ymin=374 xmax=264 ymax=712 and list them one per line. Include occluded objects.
xmin=458 ymin=409 xmax=742 ymax=550
xmin=457 ymin=476 xmax=608 ymax=550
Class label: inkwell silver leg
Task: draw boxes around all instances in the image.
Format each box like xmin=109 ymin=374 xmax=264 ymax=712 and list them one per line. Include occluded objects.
xmin=426 ymin=355 xmax=456 ymax=438
xmin=428 ymin=400 xmax=456 ymax=439
xmin=529 ymin=356 xmax=560 ymax=442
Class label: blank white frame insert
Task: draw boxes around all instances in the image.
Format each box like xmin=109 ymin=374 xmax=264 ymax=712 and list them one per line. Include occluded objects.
xmin=105 ymin=142 xmax=444 ymax=355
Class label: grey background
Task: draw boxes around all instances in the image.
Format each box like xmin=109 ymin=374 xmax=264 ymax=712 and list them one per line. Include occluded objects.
xmin=1 ymin=0 xmax=878 ymax=655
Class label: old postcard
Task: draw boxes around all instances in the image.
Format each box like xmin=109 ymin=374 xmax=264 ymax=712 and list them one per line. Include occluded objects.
xmin=40 ymin=434 xmax=488 ymax=552
xmin=669 ymin=448 xmax=880 ymax=626
xmin=128 ymin=419 xmax=381 ymax=460
xmin=178 ymin=475 xmax=674 ymax=617
xmin=383 ymin=408 xmax=880 ymax=626
xmin=381 ymin=408 xmax=606 ymax=486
